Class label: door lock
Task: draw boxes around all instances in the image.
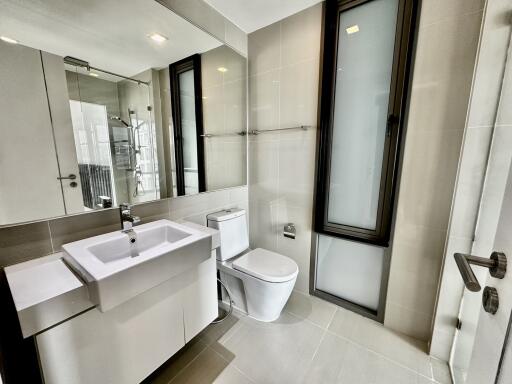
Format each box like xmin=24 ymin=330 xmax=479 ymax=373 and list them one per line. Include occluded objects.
xmin=482 ymin=286 xmax=499 ymax=315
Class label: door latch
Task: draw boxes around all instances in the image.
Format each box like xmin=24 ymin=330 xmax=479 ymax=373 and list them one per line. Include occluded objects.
xmin=454 ymin=251 xmax=507 ymax=292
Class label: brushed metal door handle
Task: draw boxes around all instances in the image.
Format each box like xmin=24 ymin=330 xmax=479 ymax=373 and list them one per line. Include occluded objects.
xmin=57 ymin=174 xmax=77 ymax=180
xmin=454 ymin=252 xmax=507 ymax=292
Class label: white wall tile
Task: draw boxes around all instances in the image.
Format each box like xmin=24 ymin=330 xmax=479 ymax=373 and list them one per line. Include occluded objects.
xmin=248 ymin=23 xmax=281 ymax=76
xmin=387 ymin=0 xmax=483 ymax=342
xmin=248 ymin=3 xmax=322 ymax=296
xmin=280 ymin=3 xmax=322 ymax=67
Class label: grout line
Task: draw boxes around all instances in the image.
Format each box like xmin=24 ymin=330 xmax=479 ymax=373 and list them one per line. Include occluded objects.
xmin=208 ymin=346 xmax=257 ymax=384
xmin=324 ymin=328 xmax=433 ymax=379
xmin=326 ymin=308 xmax=337 ymax=330
xmin=418 ymin=8 xmax=485 ymax=30
xmin=310 ymin=328 xmax=328 ymax=362
xmin=167 ymin=344 xmax=209 ymax=384
xmin=284 ymin=309 xmax=324 ymax=332
xmin=47 ymin=221 xmax=55 ymax=253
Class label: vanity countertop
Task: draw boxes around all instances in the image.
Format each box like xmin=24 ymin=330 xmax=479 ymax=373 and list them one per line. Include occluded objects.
xmin=5 ymin=253 xmax=93 ymax=338
xmin=5 ymin=221 xmax=220 ymax=338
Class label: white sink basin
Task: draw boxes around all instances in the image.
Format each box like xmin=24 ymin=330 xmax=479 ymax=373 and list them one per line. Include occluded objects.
xmin=63 ymin=219 xmax=211 ymax=312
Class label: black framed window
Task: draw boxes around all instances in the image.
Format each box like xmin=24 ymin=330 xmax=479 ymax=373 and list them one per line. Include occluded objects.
xmin=169 ymin=54 xmax=206 ymax=196
xmin=315 ymin=0 xmax=414 ymax=246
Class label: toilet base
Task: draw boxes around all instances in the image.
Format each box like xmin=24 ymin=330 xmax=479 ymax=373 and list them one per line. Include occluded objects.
xmin=218 ymin=264 xmax=296 ymax=322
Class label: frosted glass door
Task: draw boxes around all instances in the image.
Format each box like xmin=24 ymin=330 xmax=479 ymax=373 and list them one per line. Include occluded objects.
xmin=328 ymin=0 xmax=399 ymax=230
xmin=312 ymin=0 xmax=414 ymax=318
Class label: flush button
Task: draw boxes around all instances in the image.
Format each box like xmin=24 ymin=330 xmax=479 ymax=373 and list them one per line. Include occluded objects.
xmin=482 ymin=286 xmax=499 ymax=315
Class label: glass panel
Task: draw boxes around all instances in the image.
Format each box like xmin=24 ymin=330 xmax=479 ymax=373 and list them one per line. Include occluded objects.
xmin=69 ymin=100 xmax=117 ymax=209
xmin=179 ymin=69 xmax=200 ymax=195
xmin=327 ymin=0 xmax=399 ymax=230
xmin=316 ymin=234 xmax=385 ymax=310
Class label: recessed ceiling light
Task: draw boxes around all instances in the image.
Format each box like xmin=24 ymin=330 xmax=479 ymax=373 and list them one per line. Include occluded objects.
xmin=148 ymin=33 xmax=168 ymax=43
xmin=89 ymin=72 xmax=99 ymax=77
xmin=217 ymin=67 xmax=228 ymax=73
xmin=346 ymin=25 xmax=359 ymax=34
xmin=0 ymin=36 xmax=19 ymax=44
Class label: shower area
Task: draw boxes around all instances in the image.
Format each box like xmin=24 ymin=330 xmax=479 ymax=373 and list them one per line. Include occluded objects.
xmin=64 ymin=57 xmax=159 ymax=209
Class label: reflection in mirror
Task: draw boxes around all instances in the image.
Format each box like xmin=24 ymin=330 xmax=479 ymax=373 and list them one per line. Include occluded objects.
xmin=0 ymin=0 xmax=247 ymax=226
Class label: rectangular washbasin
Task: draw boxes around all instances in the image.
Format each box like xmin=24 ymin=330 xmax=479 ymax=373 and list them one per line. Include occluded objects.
xmin=63 ymin=220 xmax=212 ymax=312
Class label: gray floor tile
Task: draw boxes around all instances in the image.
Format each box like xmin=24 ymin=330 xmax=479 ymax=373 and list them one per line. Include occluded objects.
xmin=328 ymin=308 xmax=431 ymax=377
xmin=144 ymin=337 xmax=208 ymax=384
xmin=213 ymin=365 xmax=255 ymax=384
xmin=169 ymin=347 xmax=230 ymax=384
xmin=219 ymin=312 xmax=324 ymax=383
xmin=148 ymin=308 xmax=448 ymax=384
xmin=284 ymin=290 xmax=337 ymax=329
xmin=430 ymin=357 xmax=452 ymax=384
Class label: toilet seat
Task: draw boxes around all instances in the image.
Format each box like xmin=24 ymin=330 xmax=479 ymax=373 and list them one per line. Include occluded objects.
xmin=232 ymin=248 xmax=298 ymax=283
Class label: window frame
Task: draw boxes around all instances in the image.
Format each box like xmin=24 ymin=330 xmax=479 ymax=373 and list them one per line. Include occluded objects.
xmin=314 ymin=0 xmax=415 ymax=246
xmin=169 ymin=54 xmax=206 ymax=196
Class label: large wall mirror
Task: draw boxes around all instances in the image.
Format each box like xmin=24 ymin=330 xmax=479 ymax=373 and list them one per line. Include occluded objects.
xmin=0 ymin=0 xmax=247 ymax=226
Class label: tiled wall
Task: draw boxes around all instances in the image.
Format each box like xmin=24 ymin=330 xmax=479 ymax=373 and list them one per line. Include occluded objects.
xmin=0 ymin=186 xmax=248 ymax=269
xmin=201 ymin=46 xmax=248 ymax=191
xmin=385 ymin=0 xmax=485 ymax=341
xmin=430 ymin=0 xmax=512 ymax=361
xmin=247 ymin=3 xmax=322 ymax=293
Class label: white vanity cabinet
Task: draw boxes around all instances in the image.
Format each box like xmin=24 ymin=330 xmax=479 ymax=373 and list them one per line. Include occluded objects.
xmin=35 ymin=253 xmax=217 ymax=384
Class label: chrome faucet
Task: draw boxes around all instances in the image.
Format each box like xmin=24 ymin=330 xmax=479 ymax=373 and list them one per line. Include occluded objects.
xmin=119 ymin=203 xmax=141 ymax=232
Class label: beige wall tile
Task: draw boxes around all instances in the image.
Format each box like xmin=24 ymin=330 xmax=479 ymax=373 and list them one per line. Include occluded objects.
xmin=397 ymin=128 xmax=464 ymax=231
xmin=248 ymin=23 xmax=281 ymax=76
xmin=248 ymin=197 xmax=279 ymax=251
xmin=276 ymin=201 xmax=314 ymax=293
xmin=249 ymin=70 xmax=280 ymax=131
xmin=389 ymin=1 xmax=483 ymax=342
xmin=248 ymin=3 xmax=322 ymax=296
xmin=280 ymin=3 xmax=322 ymax=67
xmin=131 ymin=199 xmax=171 ymax=222
xmin=277 ymin=130 xmax=316 ymax=207
xmin=0 ymin=222 xmax=52 ymax=268
xmin=49 ymin=209 xmax=120 ymax=251
xmin=279 ymin=59 xmax=320 ymax=128
xmin=385 ymin=302 xmax=433 ymax=342
xmin=419 ymin=0 xmax=484 ymax=27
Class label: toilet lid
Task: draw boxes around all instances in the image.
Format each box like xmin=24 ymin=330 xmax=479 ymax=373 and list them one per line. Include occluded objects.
xmin=232 ymin=248 xmax=298 ymax=283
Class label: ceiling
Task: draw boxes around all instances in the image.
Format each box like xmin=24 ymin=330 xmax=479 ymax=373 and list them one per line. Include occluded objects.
xmin=204 ymin=0 xmax=323 ymax=33
xmin=0 ymin=0 xmax=222 ymax=78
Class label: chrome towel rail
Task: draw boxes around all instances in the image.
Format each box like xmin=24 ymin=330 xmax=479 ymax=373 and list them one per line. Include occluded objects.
xmin=201 ymin=125 xmax=314 ymax=138
xmin=201 ymin=132 xmax=246 ymax=138
xmin=249 ymin=125 xmax=313 ymax=135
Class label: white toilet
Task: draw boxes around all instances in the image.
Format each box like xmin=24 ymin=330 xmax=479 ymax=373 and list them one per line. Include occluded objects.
xmin=207 ymin=208 xmax=298 ymax=322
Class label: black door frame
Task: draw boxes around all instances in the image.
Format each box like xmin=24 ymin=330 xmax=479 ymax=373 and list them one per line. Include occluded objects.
xmin=169 ymin=54 xmax=206 ymax=196
xmin=310 ymin=0 xmax=418 ymax=322
xmin=314 ymin=0 xmax=416 ymax=247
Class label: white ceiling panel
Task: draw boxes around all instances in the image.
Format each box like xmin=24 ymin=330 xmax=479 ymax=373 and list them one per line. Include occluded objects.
xmin=205 ymin=0 xmax=323 ymax=33
xmin=0 ymin=0 xmax=222 ymax=77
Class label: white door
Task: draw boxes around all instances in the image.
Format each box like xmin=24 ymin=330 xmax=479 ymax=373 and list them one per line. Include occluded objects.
xmin=450 ymin=29 xmax=512 ymax=383
xmin=464 ymin=147 xmax=512 ymax=383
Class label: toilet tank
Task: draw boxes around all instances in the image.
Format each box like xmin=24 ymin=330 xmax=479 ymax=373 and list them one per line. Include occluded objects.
xmin=207 ymin=209 xmax=249 ymax=261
